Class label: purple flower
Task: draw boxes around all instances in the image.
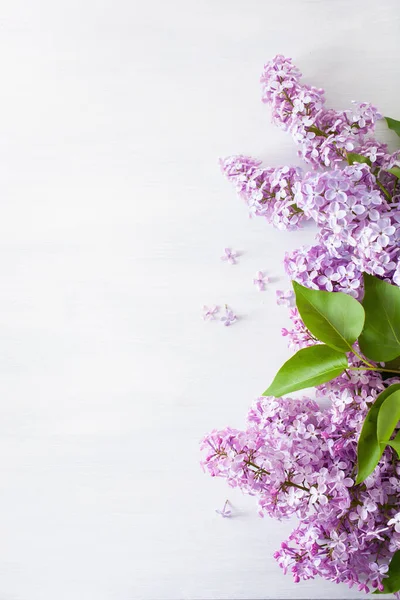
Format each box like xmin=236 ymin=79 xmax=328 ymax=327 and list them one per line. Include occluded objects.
xmin=324 ymin=177 xmax=349 ymax=202
xmin=221 ymin=248 xmax=238 ymax=264
xmin=260 ymin=56 xmax=381 ymax=169
xmin=220 ymin=306 xmax=237 ymax=327
xmin=276 ymin=289 xmax=295 ymax=307
xmin=220 ymin=155 xmax=306 ymax=231
xmin=309 ymin=483 xmax=328 ymax=505
xmin=206 ymin=54 xmax=400 ymax=595
xmin=253 ymin=271 xmax=269 ymax=291
xmin=369 ymin=562 xmax=389 ymax=590
xmin=388 ymin=512 xmax=400 ymax=533
xmin=216 ymin=499 xmax=232 ymax=518
xmin=202 ymin=305 xmax=219 ymax=321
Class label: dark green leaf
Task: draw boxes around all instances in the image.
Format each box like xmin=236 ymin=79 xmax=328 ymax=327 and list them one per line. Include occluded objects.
xmin=381 ymin=356 xmax=400 ymax=381
xmin=377 ymin=389 xmax=400 ymax=442
xmin=374 ymin=550 xmax=400 ymax=594
xmin=356 ymin=384 xmax=400 ymax=484
xmin=384 ymin=355 xmax=400 ymax=372
xmin=293 ymin=281 xmax=365 ymax=353
xmin=385 ymin=116 xmax=400 ymax=138
xmin=387 ymin=166 xmax=400 ymax=179
xmin=347 ymin=153 xmax=371 ymax=166
xmin=263 ymin=345 xmax=347 ymax=398
xmin=358 ymin=273 xmax=400 ymax=362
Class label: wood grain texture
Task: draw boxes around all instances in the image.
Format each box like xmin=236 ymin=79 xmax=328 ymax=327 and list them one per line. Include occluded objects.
xmin=0 ymin=0 xmax=398 ymax=598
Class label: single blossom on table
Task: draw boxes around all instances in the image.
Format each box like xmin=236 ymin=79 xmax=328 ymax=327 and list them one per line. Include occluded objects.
xmin=216 ymin=499 xmax=232 ymax=518
xmin=220 ymin=306 xmax=237 ymax=327
xmin=276 ymin=289 xmax=295 ymax=307
xmin=253 ymin=271 xmax=269 ymax=291
xmin=202 ymin=305 xmax=219 ymax=321
xmin=221 ymin=248 xmax=238 ymax=264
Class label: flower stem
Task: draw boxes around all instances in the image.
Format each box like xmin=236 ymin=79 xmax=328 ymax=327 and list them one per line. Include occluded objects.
xmin=306 ymin=125 xmax=328 ymax=138
xmin=350 ymin=346 xmax=376 ymax=369
xmin=348 ymin=366 xmax=400 ymax=375
xmin=286 ymin=482 xmax=310 ymax=492
xmin=376 ymin=179 xmax=392 ymax=202
xmin=246 ymin=461 xmax=270 ymax=475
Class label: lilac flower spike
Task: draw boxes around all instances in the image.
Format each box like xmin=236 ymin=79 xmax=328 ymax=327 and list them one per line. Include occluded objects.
xmin=220 ymin=305 xmax=237 ymax=326
xmin=253 ymin=271 xmax=269 ymax=291
xmin=221 ymin=248 xmax=238 ymax=264
xmin=202 ymin=305 xmax=219 ymax=321
xmin=216 ymin=499 xmax=232 ymax=518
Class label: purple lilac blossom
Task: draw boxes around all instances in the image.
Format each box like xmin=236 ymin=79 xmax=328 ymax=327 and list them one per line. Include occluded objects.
xmin=221 ymin=247 xmax=238 ymax=264
xmin=201 ymin=368 xmax=400 ymax=593
xmin=216 ymin=499 xmax=232 ymax=518
xmin=219 ymin=156 xmax=306 ymax=230
xmin=205 ymin=54 xmax=400 ymax=595
xmin=253 ymin=271 xmax=268 ymax=291
xmin=293 ymin=164 xmax=400 ymax=275
xmin=260 ymin=55 xmax=382 ymax=169
xmin=220 ymin=306 xmax=237 ymax=327
xmin=202 ymin=305 xmax=219 ymax=321
xmin=281 ymin=163 xmax=400 ymax=347
xmin=276 ymin=289 xmax=295 ymax=307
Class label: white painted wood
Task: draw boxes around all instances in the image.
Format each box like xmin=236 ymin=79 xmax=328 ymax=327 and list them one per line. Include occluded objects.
xmin=0 ymin=1 xmax=398 ymax=598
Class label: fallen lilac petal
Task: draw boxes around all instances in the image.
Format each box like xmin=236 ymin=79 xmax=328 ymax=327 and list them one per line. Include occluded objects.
xmin=202 ymin=305 xmax=219 ymax=321
xmin=221 ymin=248 xmax=238 ymax=264
xmin=220 ymin=307 xmax=237 ymax=326
xmin=253 ymin=271 xmax=269 ymax=291
xmin=216 ymin=500 xmax=232 ymax=517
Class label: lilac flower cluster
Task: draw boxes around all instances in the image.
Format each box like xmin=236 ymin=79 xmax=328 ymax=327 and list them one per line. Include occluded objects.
xmin=260 ymin=55 xmax=382 ymax=169
xmin=219 ymin=155 xmax=305 ymax=230
xmin=220 ymin=55 xmax=399 ymax=234
xmin=204 ymin=55 xmax=400 ymax=594
xmin=281 ymin=307 xmax=317 ymax=351
xmin=294 ymin=165 xmax=400 ymax=276
xmin=282 ymin=164 xmax=400 ymax=347
xmin=202 ymin=367 xmax=400 ymax=593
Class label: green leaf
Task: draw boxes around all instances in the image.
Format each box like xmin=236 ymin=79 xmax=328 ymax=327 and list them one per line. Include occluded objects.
xmin=387 ymin=166 xmax=400 ymax=179
xmin=385 ymin=116 xmax=400 ymax=138
xmin=387 ymin=430 xmax=400 ymax=457
xmin=358 ymin=273 xmax=400 ymax=362
xmin=346 ymin=152 xmax=371 ymax=166
xmin=377 ymin=389 xmax=400 ymax=442
xmin=356 ymin=384 xmax=400 ymax=484
xmin=374 ymin=550 xmax=400 ymax=594
xmin=263 ymin=345 xmax=347 ymax=397
xmin=381 ymin=355 xmax=400 ymax=381
xmin=293 ymin=281 xmax=365 ymax=353
xmin=384 ymin=355 xmax=400 ymax=372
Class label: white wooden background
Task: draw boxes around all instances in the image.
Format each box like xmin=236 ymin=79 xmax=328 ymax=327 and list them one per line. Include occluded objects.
xmin=0 ymin=1 xmax=398 ymax=598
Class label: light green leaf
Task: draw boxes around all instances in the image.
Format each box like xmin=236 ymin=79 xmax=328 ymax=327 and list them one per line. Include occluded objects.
xmin=387 ymin=430 xmax=400 ymax=457
xmin=358 ymin=273 xmax=400 ymax=362
xmin=385 ymin=116 xmax=400 ymax=138
xmin=377 ymin=390 xmax=400 ymax=443
xmin=374 ymin=550 xmax=400 ymax=594
xmin=347 ymin=152 xmax=372 ymax=166
xmin=387 ymin=166 xmax=400 ymax=179
xmin=263 ymin=345 xmax=347 ymax=398
xmin=356 ymin=384 xmax=400 ymax=484
xmin=293 ymin=281 xmax=365 ymax=353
